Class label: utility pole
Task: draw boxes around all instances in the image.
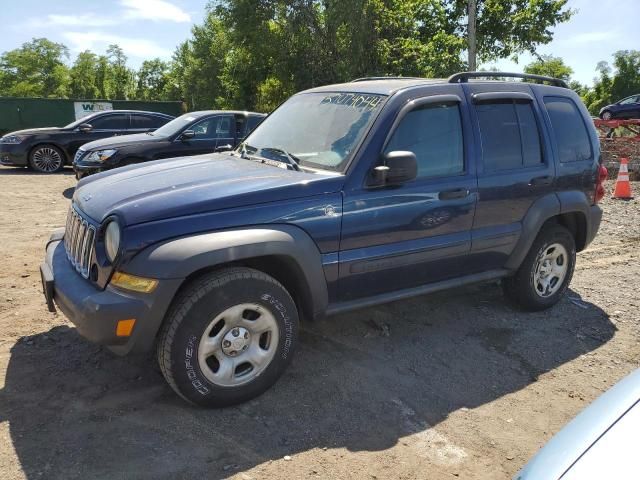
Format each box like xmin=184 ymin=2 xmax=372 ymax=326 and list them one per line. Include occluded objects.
xmin=468 ymin=0 xmax=477 ymax=71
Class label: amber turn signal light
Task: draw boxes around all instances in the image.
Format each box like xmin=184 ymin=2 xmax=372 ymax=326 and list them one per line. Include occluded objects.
xmin=116 ymin=319 xmax=136 ymax=337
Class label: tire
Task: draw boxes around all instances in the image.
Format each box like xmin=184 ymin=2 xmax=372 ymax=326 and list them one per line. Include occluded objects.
xmin=28 ymin=144 xmax=65 ymax=173
xmin=157 ymin=267 xmax=299 ymax=407
xmin=503 ymin=224 xmax=576 ymax=311
xmin=601 ymin=110 xmax=613 ymax=120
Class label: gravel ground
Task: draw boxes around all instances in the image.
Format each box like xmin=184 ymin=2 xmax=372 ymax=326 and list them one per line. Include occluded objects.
xmin=0 ymin=168 xmax=638 ymax=480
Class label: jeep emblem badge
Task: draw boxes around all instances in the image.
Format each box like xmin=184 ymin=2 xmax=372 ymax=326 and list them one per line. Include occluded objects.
xmin=324 ymin=205 xmax=337 ymax=217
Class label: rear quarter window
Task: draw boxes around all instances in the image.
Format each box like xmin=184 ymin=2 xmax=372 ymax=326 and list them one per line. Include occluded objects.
xmin=543 ymin=97 xmax=592 ymax=163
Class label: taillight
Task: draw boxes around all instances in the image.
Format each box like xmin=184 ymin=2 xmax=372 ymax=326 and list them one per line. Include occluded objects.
xmin=594 ymin=164 xmax=608 ymax=204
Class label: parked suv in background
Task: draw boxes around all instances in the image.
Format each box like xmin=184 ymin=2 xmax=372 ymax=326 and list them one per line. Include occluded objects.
xmin=599 ymin=94 xmax=640 ymax=120
xmin=40 ymin=72 xmax=606 ymax=407
xmin=0 ymin=110 xmax=174 ymax=173
xmin=73 ymin=110 xmax=266 ymax=179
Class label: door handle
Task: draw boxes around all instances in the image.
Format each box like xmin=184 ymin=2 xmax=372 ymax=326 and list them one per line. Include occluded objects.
xmin=529 ymin=175 xmax=553 ymax=186
xmin=439 ymin=188 xmax=470 ymax=200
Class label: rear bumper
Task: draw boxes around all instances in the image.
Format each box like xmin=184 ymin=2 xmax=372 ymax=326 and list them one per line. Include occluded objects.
xmin=585 ymin=204 xmax=603 ymax=248
xmin=42 ymin=236 xmax=183 ymax=355
xmin=0 ymin=144 xmax=28 ymax=166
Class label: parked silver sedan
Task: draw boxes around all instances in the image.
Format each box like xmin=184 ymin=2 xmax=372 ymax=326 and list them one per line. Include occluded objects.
xmin=516 ymin=368 xmax=640 ymax=479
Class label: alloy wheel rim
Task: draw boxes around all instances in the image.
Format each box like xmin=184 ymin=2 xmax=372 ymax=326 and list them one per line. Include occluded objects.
xmin=198 ymin=303 xmax=279 ymax=387
xmin=32 ymin=147 xmax=62 ymax=172
xmin=533 ymin=242 xmax=569 ymax=298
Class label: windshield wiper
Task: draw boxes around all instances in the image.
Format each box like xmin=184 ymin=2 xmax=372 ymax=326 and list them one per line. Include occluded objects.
xmin=260 ymin=147 xmax=301 ymax=171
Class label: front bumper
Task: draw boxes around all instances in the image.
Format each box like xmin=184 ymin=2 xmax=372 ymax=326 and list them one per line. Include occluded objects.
xmin=0 ymin=143 xmax=28 ymax=166
xmin=41 ymin=235 xmax=182 ymax=355
xmin=73 ymin=162 xmax=104 ymax=180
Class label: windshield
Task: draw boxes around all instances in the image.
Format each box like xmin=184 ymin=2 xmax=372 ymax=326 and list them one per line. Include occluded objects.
xmin=238 ymin=92 xmax=386 ymax=171
xmin=150 ymin=113 xmax=202 ymax=137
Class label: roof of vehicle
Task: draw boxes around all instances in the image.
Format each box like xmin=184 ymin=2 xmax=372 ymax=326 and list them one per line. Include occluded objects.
xmin=91 ymin=110 xmax=175 ymax=116
xmin=303 ymin=72 xmax=569 ymax=96
xmin=182 ymin=110 xmax=267 ymax=118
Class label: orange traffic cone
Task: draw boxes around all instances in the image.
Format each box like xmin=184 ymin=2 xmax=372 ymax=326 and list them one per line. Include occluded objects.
xmin=612 ymin=158 xmax=633 ymax=199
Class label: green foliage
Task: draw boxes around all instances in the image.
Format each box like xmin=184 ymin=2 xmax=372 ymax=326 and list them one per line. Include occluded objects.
xmin=0 ymin=2 xmax=577 ymax=109
xmin=524 ymin=55 xmax=573 ymax=81
xmin=69 ymin=51 xmax=100 ymax=99
xmin=166 ymin=0 xmax=573 ymax=111
xmin=136 ymin=59 xmax=170 ymax=101
xmin=0 ymin=38 xmax=69 ymax=97
xmin=106 ymin=45 xmax=135 ymax=100
xmin=582 ymin=51 xmax=640 ymax=115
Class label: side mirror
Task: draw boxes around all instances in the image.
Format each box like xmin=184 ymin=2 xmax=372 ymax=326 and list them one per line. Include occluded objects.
xmin=215 ymin=144 xmax=233 ymax=153
xmin=180 ymin=130 xmax=195 ymax=140
xmin=78 ymin=123 xmax=92 ymax=133
xmin=371 ymin=151 xmax=418 ymax=186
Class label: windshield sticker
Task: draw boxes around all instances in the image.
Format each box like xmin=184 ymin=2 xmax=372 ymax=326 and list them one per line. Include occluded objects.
xmin=321 ymin=93 xmax=383 ymax=111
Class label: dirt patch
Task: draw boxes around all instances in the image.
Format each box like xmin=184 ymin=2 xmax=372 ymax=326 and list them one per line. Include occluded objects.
xmin=0 ymin=169 xmax=638 ymax=479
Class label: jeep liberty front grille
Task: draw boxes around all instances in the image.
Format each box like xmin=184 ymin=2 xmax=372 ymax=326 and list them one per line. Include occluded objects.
xmin=64 ymin=206 xmax=95 ymax=279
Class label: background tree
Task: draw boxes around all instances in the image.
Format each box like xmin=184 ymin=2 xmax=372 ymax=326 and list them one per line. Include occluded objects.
xmin=106 ymin=44 xmax=135 ymax=100
xmin=524 ymin=54 xmax=573 ymax=81
xmin=0 ymin=38 xmax=69 ymax=97
xmin=68 ymin=51 xmax=100 ymax=99
xmin=582 ymin=51 xmax=640 ymax=115
xmin=136 ymin=59 xmax=170 ymax=101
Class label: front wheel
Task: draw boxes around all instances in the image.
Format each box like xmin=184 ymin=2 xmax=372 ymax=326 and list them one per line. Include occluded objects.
xmin=157 ymin=267 xmax=299 ymax=407
xmin=601 ymin=110 xmax=613 ymax=120
xmin=503 ymin=224 xmax=576 ymax=311
xmin=29 ymin=144 xmax=65 ymax=173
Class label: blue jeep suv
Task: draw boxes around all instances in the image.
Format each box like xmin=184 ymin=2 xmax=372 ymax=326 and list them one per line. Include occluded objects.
xmin=40 ymin=72 xmax=607 ymax=407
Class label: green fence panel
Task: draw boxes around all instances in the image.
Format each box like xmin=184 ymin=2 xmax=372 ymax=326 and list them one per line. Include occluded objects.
xmin=0 ymin=98 xmax=184 ymax=135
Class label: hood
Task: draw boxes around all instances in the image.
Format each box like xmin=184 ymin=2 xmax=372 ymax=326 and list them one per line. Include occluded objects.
xmin=81 ymin=133 xmax=165 ymax=151
xmin=4 ymin=127 xmax=63 ymax=137
xmin=74 ymin=153 xmax=344 ymax=225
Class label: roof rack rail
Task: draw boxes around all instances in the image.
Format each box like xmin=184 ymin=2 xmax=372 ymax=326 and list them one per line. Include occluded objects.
xmin=351 ymin=76 xmax=426 ymax=82
xmin=447 ymin=71 xmax=568 ymax=89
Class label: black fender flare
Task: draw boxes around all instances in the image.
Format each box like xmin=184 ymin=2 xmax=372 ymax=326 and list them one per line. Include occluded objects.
xmin=122 ymin=224 xmax=329 ymax=319
xmin=505 ymin=194 xmax=560 ymax=270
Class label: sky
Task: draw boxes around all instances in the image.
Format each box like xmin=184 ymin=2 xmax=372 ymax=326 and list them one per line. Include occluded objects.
xmin=0 ymin=0 xmax=638 ymax=86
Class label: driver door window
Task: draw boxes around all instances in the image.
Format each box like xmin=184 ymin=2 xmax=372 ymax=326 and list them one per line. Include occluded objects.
xmin=384 ymin=103 xmax=464 ymax=178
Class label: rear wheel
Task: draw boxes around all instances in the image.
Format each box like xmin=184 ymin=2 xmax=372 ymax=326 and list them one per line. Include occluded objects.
xmin=157 ymin=267 xmax=299 ymax=407
xmin=503 ymin=224 xmax=576 ymax=311
xmin=29 ymin=144 xmax=65 ymax=173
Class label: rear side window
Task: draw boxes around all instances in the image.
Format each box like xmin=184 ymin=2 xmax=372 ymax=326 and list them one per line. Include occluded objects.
xmin=476 ymin=101 xmax=542 ymax=171
xmin=131 ymin=114 xmax=168 ymax=129
xmin=544 ymin=97 xmax=592 ymax=163
xmin=384 ymin=102 xmax=464 ymax=178
xmin=89 ymin=113 xmax=129 ymax=130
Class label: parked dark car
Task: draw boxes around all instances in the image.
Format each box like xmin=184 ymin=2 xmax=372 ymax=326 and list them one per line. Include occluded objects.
xmin=41 ymin=72 xmax=606 ymax=407
xmin=599 ymin=94 xmax=640 ymax=120
xmin=0 ymin=110 xmax=174 ymax=173
xmin=73 ymin=110 xmax=265 ymax=179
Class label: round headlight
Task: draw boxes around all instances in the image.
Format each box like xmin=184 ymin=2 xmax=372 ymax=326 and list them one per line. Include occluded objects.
xmin=104 ymin=221 xmax=121 ymax=262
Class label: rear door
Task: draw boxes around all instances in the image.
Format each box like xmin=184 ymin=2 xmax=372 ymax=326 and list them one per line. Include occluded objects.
xmin=465 ymin=87 xmax=555 ymax=271
xmin=339 ymin=91 xmax=478 ymax=301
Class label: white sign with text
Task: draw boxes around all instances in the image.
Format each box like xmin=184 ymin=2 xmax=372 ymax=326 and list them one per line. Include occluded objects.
xmin=74 ymin=101 xmax=113 ymax=120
